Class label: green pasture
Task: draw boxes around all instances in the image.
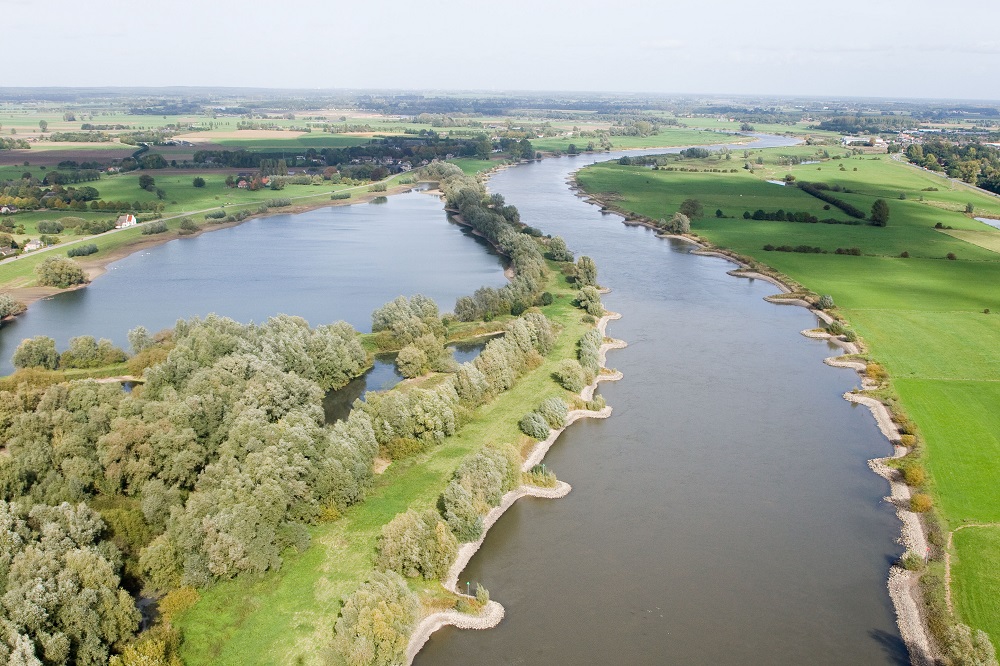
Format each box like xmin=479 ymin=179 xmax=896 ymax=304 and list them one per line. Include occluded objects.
xmin=531 ymin=128 xmax=740 ymax=153
xmin=952 ymin=527 xmax=1000 ymax=645
xmin=575 ymin=148 xmax=1000 ymax=643
xmin=177 ymin=269 xmax=592 ymax=665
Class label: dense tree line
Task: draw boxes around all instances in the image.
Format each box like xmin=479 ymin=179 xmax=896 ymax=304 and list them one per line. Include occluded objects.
xmin=907 ymin=140 xmax=1000 ymax=194
xmin=741 ymin=209 xmax=863 ymax=225
xmin=794 ymin=182 xmax=867 ymax=219
xmin=0 ymin=311 xmax=380 ymax=662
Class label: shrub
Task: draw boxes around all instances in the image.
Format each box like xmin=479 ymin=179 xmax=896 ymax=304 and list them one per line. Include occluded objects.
xmin=553 ymin=359 xmax=586 ymax=392
xmin=817 ymin=294 xmax=835 ymax=310
xmin=34 ymin=255 xmax=86 ymax=288
xmin=178 ymin=218 xmax=198 ymax=234
xmin=540 ymin=291 xmax=553 ymax=306
xmin=396 ymin=344 xmax=429 ymax=378
xmin=375 ymin=509 xmax=457 ymax=580
xmin=900 ymin=553 xmax=925 ymax=572
xmin=334 ymin=571 xmax=419 ymax=666
xmin=519 ymin=412 xmax=550 ymax=439
xmin=523 ymin=464 xmax=557 ymax=488
xmin=940 ymin=623 xmax=998 ymax=666
xmin=946 ymin=252 xmax=957 ymax=260
xmin=331 ymin=192 xmax=351 ymax=200
xmin=537 ymin=397 xmax=569 ymax=429
xmin=0 ymin=294 xmax=26 ymax=319
xmin=204 ymin=210 xmax=226 ymax=220
xmin=141 ymin=220 xmax=168 ymax=235
xmin=586 ymin=394 xmax=606 ymax=411
xmin=37 ymin=220 xmax=64 ymax=234
xmin=826 ymin=320 xmax=845 ymax=336
xmin=12 ymin=336 xmax=59 ymax=369
xmin=192 ymin=177 xmax=206 ymax=188
xmin=368 ymin=183 xmax=387 ymax=192
xmin=575 ymin=286 xmax=603 ymax=316
xmin=900 ymin=251 xmax=910 ymax=258
xmin=67 ymin=243 xmax=98 ymax=257
xmin=843 ymin=330 xmax=858 ymax=343
xmin=266 ymin=198 xmax=292 ymax=208
xmin=901 ymin=462 xmax=926 ymax=486
xmin=910 ymin=493 xmax=932 ymax=513
xmin=475 ymin=584 xmax=490 ymax=605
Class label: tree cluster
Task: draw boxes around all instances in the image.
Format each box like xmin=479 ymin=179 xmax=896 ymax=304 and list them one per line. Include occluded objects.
xmin=34 ymin=256 xmax=87 ymax=288
xmin=795 ymin=182 xmax=866 ymax=219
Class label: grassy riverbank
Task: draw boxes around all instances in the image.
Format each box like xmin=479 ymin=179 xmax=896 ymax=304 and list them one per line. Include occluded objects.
xmin=174 ymin=263 xmax=597 ymax=664
xmin=576 ymin=148 xmax=1000 ymax=647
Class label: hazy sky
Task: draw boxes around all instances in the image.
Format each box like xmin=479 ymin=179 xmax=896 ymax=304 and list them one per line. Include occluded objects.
xmin=10 ymin=0 xmax=1000 ymax=100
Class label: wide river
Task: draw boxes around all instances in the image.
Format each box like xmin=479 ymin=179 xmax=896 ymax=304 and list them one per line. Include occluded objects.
xmin=416 ymin=137 xmax=906 ymax=665
xmin=1 ymin=135 xmax=905 ymax=664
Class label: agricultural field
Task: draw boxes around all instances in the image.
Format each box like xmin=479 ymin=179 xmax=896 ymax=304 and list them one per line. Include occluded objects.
xmin=575 ymin=145 xmax=1000 ymax=645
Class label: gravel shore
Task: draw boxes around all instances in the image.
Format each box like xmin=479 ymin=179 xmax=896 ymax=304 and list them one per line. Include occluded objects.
xmin=404 ymin=312 xmax=626 ymax=664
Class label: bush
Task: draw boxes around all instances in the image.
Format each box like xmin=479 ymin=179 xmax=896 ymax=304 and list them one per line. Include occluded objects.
xmin=537 ymin=397 xmax=569 ymax=428
xmin=331 ymin=192 xmax=351 ymax=200
xmin=192 ymin=177 xmax=206 ymax=188
xmin=12 ymin=335 xmax=59 ymax=369
xmin=441 ymin=444 xmax=520 ymax=542
xmin=910 ymin=493 xmax=932 ymax=513
xmin=179 ymin=218 xmax=198 ymax=234
xmin=523 ymin=464 xmax=557 ymax=488
xmin=141 ymin=220 xmax=168 ymax=235
xmin=34 ymin=255 xmax=86 ymax=288
xmin=575 ymin=286 xmax=603 ymax=316
xmin=334 ymin=571 xmax=419 ymax=666
xmin=553 ymin=359 xmax=586 ymax=392
xmin=375 ymin=509 xmax=457 ymax=580
xmin=901 ymin=462 xmax=926 ymax=486
xmin=396 ymin=344 xmax=429 ymax=378
xmin=940 ymin=623 xmax=998 ymax=666
xmin=900 ymin=553 xmax=925 ymax=572
xmin=67 ymin=243 xmax=98 ymax=257
xmin=0 ymin=294 xmax=26 ymax=319
xmin=204 ymin=210 xmax=226 ymax=220
xmin=37 ymin=220 xmax=64 ymax=234
xmin=826 ymin=320 xmax=845 ymax=336
xmin=946 ymin=252 xmax=957 ymax=260
xmin=540 ymin=291 xmax=553 ymax=306
xmin=519 ymin=412 xmax=550 ymax=439
xmin=368 ymin=183 xmax=387 ymax=192
xmin=817 ymin=294 xmax=835 ymax=310
xmin=266 ymin=198 xmax=292 ymax=208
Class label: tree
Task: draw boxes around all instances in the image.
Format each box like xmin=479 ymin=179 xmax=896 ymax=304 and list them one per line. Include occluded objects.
xmin=138 ymin=174 xmax=155 ymax=191
xmin=871 ymin=199 xmax=890 ymax=227
xmin=575 ymin=255 xmax=598 ymax=287
xmin=38 ymin=120 xmax=47 ymax=132
xmin=661 ymin=212 xmax=691 ymax=234
xmin=192 ymin=177 xmax=206 ymax=188
xmin=34 ymin=255 xmax=87 ymax=288
xmin=12 ymin=336 xmax=59 ymax=369
xmin=333 ymin=571 xmax=418 ymax=666
xmin=679 ymin=198 xmax=704 ymax=219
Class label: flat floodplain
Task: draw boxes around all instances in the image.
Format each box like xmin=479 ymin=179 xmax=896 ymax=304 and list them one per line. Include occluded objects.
xmin=575 ymin=148 xmax=1000 ymax=646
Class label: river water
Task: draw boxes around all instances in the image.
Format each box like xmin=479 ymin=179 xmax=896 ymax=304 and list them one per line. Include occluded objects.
xmin=1 ymin=136 xmax=906 ymax=663
xmin=415 ymin=139 xmax=906 ymax=664
xmin=0 ymin=188 xmax=509 ymax=375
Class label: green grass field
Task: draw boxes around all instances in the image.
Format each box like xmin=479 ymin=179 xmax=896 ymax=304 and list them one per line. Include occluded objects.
xmin=575 ymin=147 xmax=1000 ymax=646
xmin=531 ymin=127 xmax=741 ymax=153
xmin=952 ymin=527 xmax=1000 ymax=646
xmin=176 ymin=268 xmax=593 ymax=665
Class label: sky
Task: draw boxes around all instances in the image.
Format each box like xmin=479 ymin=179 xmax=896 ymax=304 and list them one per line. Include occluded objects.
xmin=9 ymin=0 xmax=1000 ymax=101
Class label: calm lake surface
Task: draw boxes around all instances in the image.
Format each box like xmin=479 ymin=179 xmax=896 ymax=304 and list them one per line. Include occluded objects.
xmin=0 ymin=189 xmax=509 ymax=375
xmin=415 ymin=138 xmax=906 ymax=664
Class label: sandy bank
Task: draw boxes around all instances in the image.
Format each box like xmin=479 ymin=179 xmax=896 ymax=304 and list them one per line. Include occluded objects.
xmin=405 ymin=311 xmax=625 ymax=664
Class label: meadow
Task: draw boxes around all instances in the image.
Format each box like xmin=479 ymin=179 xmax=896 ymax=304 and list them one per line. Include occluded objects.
xmin=575 ymin=145 xmax=1000 ymax=647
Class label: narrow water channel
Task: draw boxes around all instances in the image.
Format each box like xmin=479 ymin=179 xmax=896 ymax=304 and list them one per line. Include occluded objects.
xmin=415 ymin=140 xmax=905 ymax=664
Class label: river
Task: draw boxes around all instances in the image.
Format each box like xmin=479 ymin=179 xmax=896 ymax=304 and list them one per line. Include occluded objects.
xmin=2 ymin=136 xmax=906 ymax=663
xmin=414 ymin=137 xmax=905 ymax=664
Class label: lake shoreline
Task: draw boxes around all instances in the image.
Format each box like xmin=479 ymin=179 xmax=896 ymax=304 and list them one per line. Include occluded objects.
xmin=0 ymin=181 xmax=416 ymax=315
xmin=577 ymin=182 xmax=935 ymax=665
xmin=405 ymin=311 xmax=626 ymax=665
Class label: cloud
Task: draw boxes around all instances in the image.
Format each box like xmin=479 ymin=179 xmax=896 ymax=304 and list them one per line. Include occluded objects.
xmin=639 ymin=39 xmax=686 ymax=51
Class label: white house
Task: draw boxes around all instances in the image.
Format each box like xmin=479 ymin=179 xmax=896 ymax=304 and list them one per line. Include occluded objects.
xmin=115 ymin=214 xmax=138 ymax=229
xmin=24 ymin=239 xmax=43 ymax=251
